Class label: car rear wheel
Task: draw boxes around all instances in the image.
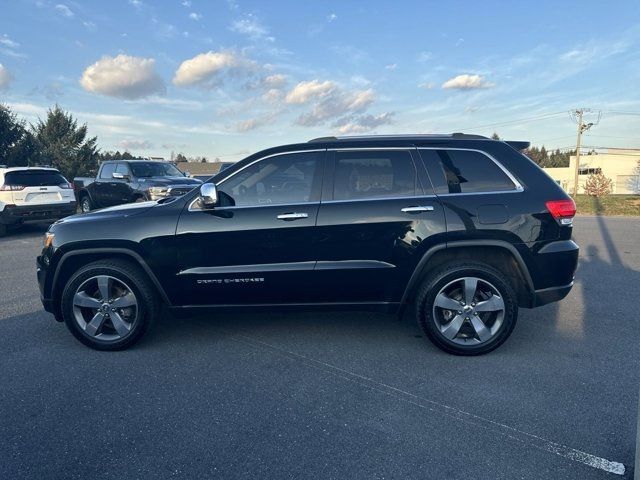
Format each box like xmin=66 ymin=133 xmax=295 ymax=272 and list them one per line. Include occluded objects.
xmin=80 ymin=195 xmax=92 ymax=213
xmin=416 ymin=263 xmax=518 ymax=355
xmin=61 ymin=259 xmax=158 ymax=350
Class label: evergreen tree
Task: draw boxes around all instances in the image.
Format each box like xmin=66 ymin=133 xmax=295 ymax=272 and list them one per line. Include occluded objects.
xmin=0 ymin=104 xmax=37 ymax=167
xmin=31 ymin=105 xmax=99 ymax=179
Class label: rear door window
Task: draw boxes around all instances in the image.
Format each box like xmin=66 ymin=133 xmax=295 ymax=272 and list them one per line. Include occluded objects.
xmin=4 ymin=170 xmax=68 ymax=187
xmin=332 ymin=150 xmax=418 ymax=201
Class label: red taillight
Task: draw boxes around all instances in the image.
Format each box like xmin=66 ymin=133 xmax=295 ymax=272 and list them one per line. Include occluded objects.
xmin=0 ymin=184 xmax=25 ymax=191
xmin=546 ymin=199 xmax=576 ymax=223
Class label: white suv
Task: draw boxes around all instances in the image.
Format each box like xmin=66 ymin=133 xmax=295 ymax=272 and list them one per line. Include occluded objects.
xmin=0 ymin=166 xmax=76 ymax=236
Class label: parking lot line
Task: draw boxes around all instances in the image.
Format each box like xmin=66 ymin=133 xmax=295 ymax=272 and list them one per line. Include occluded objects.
xmin=217 ymin=328 xmax=626 ymax=476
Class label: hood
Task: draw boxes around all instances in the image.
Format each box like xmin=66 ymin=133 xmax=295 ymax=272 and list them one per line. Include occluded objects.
xmin=137 ymin=176 xmax=202 ymax=186
xmin=53 ymin=201 xmax=157 ymax=226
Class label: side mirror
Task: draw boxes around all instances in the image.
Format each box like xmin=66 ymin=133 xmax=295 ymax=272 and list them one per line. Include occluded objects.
xmin=112 ymin=172 xmax=130 ymax=181
xmin=184 ymin=171 xmax=191 ymax=178
xmin=199 ymin=183 xmax=218 ymax=209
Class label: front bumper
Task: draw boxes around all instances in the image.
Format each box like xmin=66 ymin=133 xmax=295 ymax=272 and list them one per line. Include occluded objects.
xmin=1 ymin=202 xmax=77 ymax=225
xmin=37 ymin=255 xmax=61 ymax=320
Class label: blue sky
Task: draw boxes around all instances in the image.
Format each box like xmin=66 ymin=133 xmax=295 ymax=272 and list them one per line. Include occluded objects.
xmin=1 ymin=0 xmax=640 ymax=160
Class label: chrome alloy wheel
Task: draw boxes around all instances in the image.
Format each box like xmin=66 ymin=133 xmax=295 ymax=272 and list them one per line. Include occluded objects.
xmin=72 ymin=275 xmax=138 ymax=341
xmin=432 ymin=276 xmax=505 ymax=345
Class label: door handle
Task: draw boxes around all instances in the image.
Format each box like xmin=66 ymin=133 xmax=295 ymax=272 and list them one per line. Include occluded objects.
xmin=401 ymin=206 xmax=435 ymax=214
xmin=277 ymin=212 xmax=309 ymax=221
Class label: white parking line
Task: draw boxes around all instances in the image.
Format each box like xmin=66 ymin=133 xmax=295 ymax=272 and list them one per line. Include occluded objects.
xmin=223 ymin=330 xmax=625 ymax=476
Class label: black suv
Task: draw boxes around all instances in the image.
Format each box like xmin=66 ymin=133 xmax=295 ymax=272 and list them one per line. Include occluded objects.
xmin=37 ymin=134 xmax=579 ymax=355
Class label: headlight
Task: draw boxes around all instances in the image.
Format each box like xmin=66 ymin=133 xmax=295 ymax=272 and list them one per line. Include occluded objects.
xmin=148 ymin=186 xmax=169 ymax=200
xmin=44 ymin=232 xmax=54 ymax=248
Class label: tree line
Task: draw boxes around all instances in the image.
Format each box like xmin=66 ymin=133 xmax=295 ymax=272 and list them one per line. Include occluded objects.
xmin=0 ymin=104 xmax=145 ymax=180
xmin=491 ymin=132 xmax=576 ymax=168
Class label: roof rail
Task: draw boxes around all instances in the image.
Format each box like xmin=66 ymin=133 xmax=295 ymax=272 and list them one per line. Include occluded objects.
xmin=308 ymin=136 xmax=338 ymax=143
xmin=308 ymin=133 xmax=490 ymax=143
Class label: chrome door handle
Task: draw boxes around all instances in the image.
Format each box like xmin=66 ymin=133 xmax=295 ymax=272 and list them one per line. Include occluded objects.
xmin=401 ymin=206 xmax=434 ymax=214
xmin=277 ymin=212 xmax=309 ymax=221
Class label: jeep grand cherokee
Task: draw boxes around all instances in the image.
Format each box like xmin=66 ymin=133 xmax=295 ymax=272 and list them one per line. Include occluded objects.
xmin=36 ymin=134 xmax=579 ymax=355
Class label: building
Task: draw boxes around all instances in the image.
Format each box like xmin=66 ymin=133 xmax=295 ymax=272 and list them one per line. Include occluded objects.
xmin=174 ymin=161 xmax=231 ymax=180
xmin=543 ymin=149 xmax=640 ymax=194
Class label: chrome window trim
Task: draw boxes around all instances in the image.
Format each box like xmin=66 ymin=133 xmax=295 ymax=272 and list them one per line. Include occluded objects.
xmin=321 ymin=194 xmax=436 ymax=205
xmin=418 ymin=147 xmax=524 ymax=194
xmin=328 ymin=147 xmax=416 ymax=151
xmin=188 ymin=149 xmax=325 ymax=212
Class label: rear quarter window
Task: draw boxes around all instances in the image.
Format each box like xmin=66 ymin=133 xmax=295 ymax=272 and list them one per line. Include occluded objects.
xmin=420 ymin=149 xmax=517 ymax=194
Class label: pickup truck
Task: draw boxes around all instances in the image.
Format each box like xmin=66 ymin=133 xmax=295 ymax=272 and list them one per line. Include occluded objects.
xmin=74 ymin=160 xmax=202 ymax=212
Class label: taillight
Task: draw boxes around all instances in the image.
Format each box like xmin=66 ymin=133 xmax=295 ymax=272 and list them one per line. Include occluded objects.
xmin=59 ymin=182 xmax=73 ymax=189
xmin=0 ymin=184 xmax=25 ymax=191
xmin=546 ymin=199 xmax=576 ymax=225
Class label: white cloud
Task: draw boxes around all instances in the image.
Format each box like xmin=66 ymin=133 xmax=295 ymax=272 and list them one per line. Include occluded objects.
xmin=419 ymin=82 xmax=435 ymax=89
xmin=285 ymin=80 xmax=336 ymax=104
xmin=442 ymin=74 xmax=493 ymax=90
xmin=129 ymin=0 xmax=143 ymax=8
xmin=189 ymin=12 xmax=202 ymax=21
xmin=236 ymin=118 xmax=262 ymax=132
xmin=181 ymin=0 xmax=191 ymax=6
xmin=83 ymin=21 xmax=96 ymax=30
xmin=118 ymin=139 xmax=153 ymax=150
xmin=328 ymin=13 xmax=337 ymax=22
xmin=289 ymin=82 xmax=377 ymax=127
xmin=230 ymin=14 xmax=269 ymax=40
xmin=336 ymin=112 xmax=394 ymax=134
xmin=0 ymin=34 xmax=19 ymax=49
xmin=0 ymin=64 xmax=12 ymax=90
xmin=262 ymin=88 xmax=283 ymax=103
xmin=385 ymin=63 xmax=397 ymax=70
xmin=54 ymin=4 xmax=74 ymax=17
xmin=262 ymin=74 xmax=287 ymax=89
xmin=80 ymin=54 xmax=165 ymax=99
xmin=173 ymin=50 xmax=256 ymax=88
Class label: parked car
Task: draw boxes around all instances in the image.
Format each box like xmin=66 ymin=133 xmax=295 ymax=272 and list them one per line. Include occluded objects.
xmin=0 ymin=166 xmax=76 ymax=236
xmin=37 ymin=134 xmax=579 ymax=354
xmin=73 ymin=160 xmax=202 ymax=212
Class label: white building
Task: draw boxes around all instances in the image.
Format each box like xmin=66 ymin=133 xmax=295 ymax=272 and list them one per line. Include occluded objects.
xmin=543 ymin=149 xmax=640 ymax=194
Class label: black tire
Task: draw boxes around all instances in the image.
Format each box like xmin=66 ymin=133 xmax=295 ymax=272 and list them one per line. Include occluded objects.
xmin=80 ymin=195 xmax=92 ymax=213
xmin=0 ymin=223 xmax=6 ymax=237
xmin=134 ymin=196 xmax=145 ymax=203
xmin=61 ymin=259 xmax=158 ymax=350
xmin=416 ymin=262 xmax=518 ymax=356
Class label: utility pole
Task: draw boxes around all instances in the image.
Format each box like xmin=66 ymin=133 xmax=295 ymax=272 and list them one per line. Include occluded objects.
xmin=571 ymin=108 xmax=599 ymax=197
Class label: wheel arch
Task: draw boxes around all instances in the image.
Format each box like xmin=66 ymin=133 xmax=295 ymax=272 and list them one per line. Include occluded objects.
xmin=52 ymin=248 xmax=171 ymax=310
xmin=400 ymin=240 xmax=535 ymax=311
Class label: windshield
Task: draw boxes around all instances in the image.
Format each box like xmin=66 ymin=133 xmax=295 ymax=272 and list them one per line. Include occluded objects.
xmin=129 ymin=162 xmax=184 ymax=178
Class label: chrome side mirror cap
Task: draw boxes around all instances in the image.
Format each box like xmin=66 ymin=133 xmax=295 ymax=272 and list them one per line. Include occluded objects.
xmin=199 ymin=183 xmax=218 ymax=209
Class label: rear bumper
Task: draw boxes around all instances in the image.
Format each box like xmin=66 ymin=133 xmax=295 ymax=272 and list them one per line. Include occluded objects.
xmin=532 ymin=282 xmax=574 ymax=307
xmin=526 ymin=239 xmax=579 ymax=308
xmin=1 ymin=202 xmax=76 ymax=225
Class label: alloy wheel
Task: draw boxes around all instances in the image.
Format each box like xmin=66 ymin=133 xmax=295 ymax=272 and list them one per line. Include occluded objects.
xmin=432 ymin=276 xmax=505 ymax=345
xmin=72 ymin=275 xmax=138 ymax=341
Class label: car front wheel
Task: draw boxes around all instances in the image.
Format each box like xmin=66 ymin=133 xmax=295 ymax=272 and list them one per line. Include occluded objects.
xmin=416 ymin=263 xmax=518 ymax=355
xmin=80 ymin=195 xmax=92 ymax=213
xmin=61 ymin=259 xmax=157 ymax=350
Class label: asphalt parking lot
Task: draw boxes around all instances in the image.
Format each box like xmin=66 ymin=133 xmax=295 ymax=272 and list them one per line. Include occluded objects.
xmin=0 ymin=216 xmax=638 ymax=479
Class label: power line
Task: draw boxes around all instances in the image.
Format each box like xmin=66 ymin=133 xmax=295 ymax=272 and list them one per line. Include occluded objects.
xmin=460 ymin=111 xmax=566 ymax=131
